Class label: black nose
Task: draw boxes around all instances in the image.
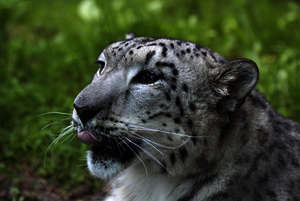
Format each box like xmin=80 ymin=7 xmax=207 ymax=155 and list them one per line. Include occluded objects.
xmin=73 ymin=101 xmax=99 ymax=126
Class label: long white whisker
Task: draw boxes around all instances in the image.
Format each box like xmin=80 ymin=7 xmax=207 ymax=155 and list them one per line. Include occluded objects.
xmin=129 ymin=131 xmax=190 ymax=150
xmin=41 ymin=118 xmax=72 ymax=130
xmin=47 ymin=125 xmax=74 ymax=152
xmin=122 ymin=139 xmax=148 ymax=176
xmin=125 ymin=137 xmax=168 ymax=172
xmin=128 ymin=123 xmax=200 ymax=138
xmin=39 ymin=112 xmax=72 ymax=116
xmin=129 ymin=132 xmax=164 ymax=155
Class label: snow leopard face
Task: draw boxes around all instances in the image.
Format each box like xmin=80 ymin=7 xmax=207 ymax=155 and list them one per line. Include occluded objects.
xmin=72 ymin=36 xmax=258 ymax=180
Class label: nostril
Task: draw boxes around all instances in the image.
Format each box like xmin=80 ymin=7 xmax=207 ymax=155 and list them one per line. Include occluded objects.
xmin=73 ymin=102 xmax=98 ymax=126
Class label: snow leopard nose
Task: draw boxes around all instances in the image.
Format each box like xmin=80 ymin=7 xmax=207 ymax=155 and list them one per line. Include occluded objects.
xmin=73 ymin=71 xmax=127 ymax=125
xmin=73 ymin=97 xmax=100 ymax=126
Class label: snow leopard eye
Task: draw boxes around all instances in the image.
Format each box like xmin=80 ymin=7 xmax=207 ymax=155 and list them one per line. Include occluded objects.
xmin=131 ymin=69 xmax=162 ymax=85
xmin=95 ymin=60 xmax=105 ymax=76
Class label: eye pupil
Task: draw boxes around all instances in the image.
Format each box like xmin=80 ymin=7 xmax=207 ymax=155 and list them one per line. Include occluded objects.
xmin=95 ymin=60 xmax=105 ymax=74
xmin=131 ymin=70 xmax=160 ymax=84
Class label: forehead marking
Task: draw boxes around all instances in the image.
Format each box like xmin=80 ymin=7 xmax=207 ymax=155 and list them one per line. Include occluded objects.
xmin=145 ymin=51 xmax=156 ymax=65
xmin=155 ymin=61 xmax=175 ymax=68
xmin=162 ymin=46 xmax=168 ymax=57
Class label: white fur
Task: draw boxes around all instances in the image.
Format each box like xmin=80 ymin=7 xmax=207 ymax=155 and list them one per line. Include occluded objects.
xmin=87 ymin=151 xmax=122 ymax=180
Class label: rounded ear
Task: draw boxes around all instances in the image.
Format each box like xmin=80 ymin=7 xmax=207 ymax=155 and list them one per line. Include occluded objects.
xmin=212 ymin=58 xmax=259 ymax=112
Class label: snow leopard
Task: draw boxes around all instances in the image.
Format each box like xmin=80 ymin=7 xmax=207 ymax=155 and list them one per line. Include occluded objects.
xmin=72 ymin=35 xmax=300 ymax=201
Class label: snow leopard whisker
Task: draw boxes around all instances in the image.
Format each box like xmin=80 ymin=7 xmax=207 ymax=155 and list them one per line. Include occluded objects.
xmin=41 ymin=117 xmax=72 ymax=130
xmin=128 ymin=132 xmax=164 ymax=155
xmin=122 ymin=138 xmax=149 ymax=176
xmin=39 ymin=112 xmax=72 ymax=116
xmin=47 ymin=125 xmax=74 ymax=152
xmin=129 ymin=131 xmax=189 ymax=151
xmin=125 ymin=137 xmax=169 ymax=174
xmin=128 ymin=123 xmax=208 ymax=138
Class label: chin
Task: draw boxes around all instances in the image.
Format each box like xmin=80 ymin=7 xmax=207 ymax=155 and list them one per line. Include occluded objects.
xmin=87 ymin=150 xmax=123 ymax=180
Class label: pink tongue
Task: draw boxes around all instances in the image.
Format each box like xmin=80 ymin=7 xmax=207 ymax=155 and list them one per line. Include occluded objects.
xmin=77 ymin=131 xmax=98 ymax=146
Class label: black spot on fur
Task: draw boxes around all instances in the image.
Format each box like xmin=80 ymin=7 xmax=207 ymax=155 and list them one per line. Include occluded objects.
xmin=164 ymin=92 xmax=171 ymax=101
xmin=162 ymin=46 xmax=168 ymax=57
xmin=156 ymin=61 xmax=175 ymax=68
xmin=162 ymin=123 xmax=167 ymax=127
xmin=147 ymin=43 xmax=157 ymax=46
xmin=129 ymin=50 xmax=133 ymax=55
xmin=171 ymin=84 xmax=177 ymax=90
xmin=195 ymin=53 xmax=200 ymax=57
xmin=171 ymin=77 xmax=177 ymax=83
xmin=174 ymin=117 xmax=181 ymax=124
xmin=145 ymin=51 xmax=156 ymax=65
xmin=170 ymin=43 xmax=174 ymax=49
xmin=176 ymin=53 xmax=180 ymax=57
xmin=195 ymin=44 xmax=203 ymax=50
xmin=179 ymin=147 xmax=188 ymax=162
xmin=118 ymin=47 xmax=123 ymax=51
xmin=160 ymin=160 xmax=167 ymax=174
xmin=165 ymin=113 xmax=172 ymax=118
xmin=182 ymin=83 xmax=188 ymax=92
xmin=159 ymin=42 xmax=166 ymax=46
xmin=172 ymin=69 xmax=179 ymax=76
xmin=256 ymin=128 xmax=269 ymax=146
xmin=141 ymin=119 xmax=146 ymax=123
xmin=170 ymin=153 xmax=176 ymax=165
xmin=201 ymin=50 xmax=207 ymax=56
xmin=186 ymin=48 xmax=191 ymax=53
xmin=124 ymin=89 xmax=130 ymax=102
xmin=137 ymin=45 xmax=143 ymax=49
xmin=187 ymin=119 xmax=193 ymax=128
xmin=176 ymin=97 xmax=184 ymax=115
xmin=189 ymin=102 xmax=196 ymax=111
xmin=210 ymin=52 xmax=217 ymax=62
xmin=181 ymin=50 xmax=186 ymax=55
xmin=176 ymin=41 xmax=182 ymax=46
xmin=149 ymin=112 xmax=164 ymax=119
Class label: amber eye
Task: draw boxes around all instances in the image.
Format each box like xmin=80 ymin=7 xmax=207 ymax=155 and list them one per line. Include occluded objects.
xmin=131 ymin=70 xmax=161 ymax=84
xmin=95 ymin=60 xmax=105 ymax=75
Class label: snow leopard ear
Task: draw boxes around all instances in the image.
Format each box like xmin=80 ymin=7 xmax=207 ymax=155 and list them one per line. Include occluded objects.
xmin=212 ymin=58 xmax=259 ymax=112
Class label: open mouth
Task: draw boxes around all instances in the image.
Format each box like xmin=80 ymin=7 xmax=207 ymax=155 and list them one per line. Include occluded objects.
xmin=76 ymin=129 xmax=137 ymax=164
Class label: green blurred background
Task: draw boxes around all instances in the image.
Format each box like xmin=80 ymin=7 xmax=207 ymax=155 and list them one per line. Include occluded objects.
xmin=1 ymin=0 xmax=300 ymax=200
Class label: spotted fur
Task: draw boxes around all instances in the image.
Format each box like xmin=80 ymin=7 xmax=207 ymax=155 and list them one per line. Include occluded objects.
xmin=72 ymin=36 xmax=300 ymax=201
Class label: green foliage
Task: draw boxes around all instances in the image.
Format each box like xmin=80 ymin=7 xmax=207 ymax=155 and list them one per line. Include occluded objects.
xmin=1 ymin=0 xmax=300 ymax=190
